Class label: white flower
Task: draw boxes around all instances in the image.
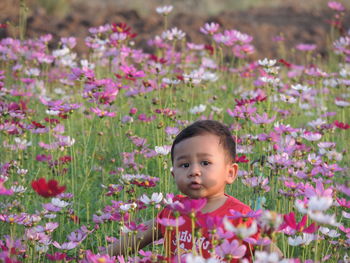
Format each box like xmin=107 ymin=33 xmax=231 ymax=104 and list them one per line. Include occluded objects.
xmin=308 ymin=196 xmax=333 ymax=211
xmin=155 ymin=145 xmax=171 ymax=155
xmin=156 ymin=5 xmax=173 ymax=15
xmin=162 ymin=27 xmax=186 ymax=41
xmin=51 ymin=198 xmax=70 ymax=208
xmin=14 ymin=138 xmax=32 ymax=149
xmin=342 ymin=211 xmax=350 ymax=219
xmin=280 ymin=94 xmax=297 ymax=103
xmin=183 ymin=70 xmax=203 ymax=84
xmin=319 ymin=227 xmax=341 ymax=238
xmin=25 ymin=68 xmax=40 ymax=76
xmin=291 ymin=84 xmax=310 ymax=91
xmin=295 ymin=199 xmax=308 ymax=214
xmin=162 ymin=78 xmax=180 ymax=85
xmin=223 ymin=217 xmax=258 ymax=239
xmin=189 ymin=104 xmax=206 ymax=114
xmin=120 ymin=202 xmax=137 ymax=212
xmin=254 ymin=251 xmax=280 ymax=262
xmin=185 ymin=254 xmax=220 ymax=263
xmin=260 ymin=76 xmax=280 ymax=85
xmin=201 ymin=71 xmax=218 ymax=82
xmin=46 ymin=109 xmax=60 ymax=115
xmin=326 ymin=150 xmax=343 ymax=161
xmin=288 ymin=233 xmax=315 ymax=246
xmin=52 ymin=47 xmax=70 ymax=57
xmin=210 ymin=106 xmax=222 ymax=114
xmin=140 ymin=193 xmax=163 ymax=205
xmin=335 ymin=99 xmax=350 ymax=107
xmin=11 ymin=185 xmax=27 ymax=193
xmin=308 ymin=118 xmax=326 ymax=128
xmin=307 ymin=211 xmax=340 ymax=226
xmin=258 ymin=58 xmax=277 ymax=67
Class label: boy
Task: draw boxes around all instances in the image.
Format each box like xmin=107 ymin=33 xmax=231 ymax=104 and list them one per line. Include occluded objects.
xmin=108 ymin=120 xmax=279 ymax=261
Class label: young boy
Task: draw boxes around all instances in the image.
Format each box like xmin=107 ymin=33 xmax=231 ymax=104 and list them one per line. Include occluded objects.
xmin=108 ymin=120 xmax=279 ymax=261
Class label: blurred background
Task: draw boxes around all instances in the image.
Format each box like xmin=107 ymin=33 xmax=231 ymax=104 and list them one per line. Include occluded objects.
xmin=1 ymin=0 xmax=350 ymax=58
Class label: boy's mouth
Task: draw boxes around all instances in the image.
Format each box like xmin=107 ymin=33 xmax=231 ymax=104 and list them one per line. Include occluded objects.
xmin=189 ymin=182 xmax=202 ymax=190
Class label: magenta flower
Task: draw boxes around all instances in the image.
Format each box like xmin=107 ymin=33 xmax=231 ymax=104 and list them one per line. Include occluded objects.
xmin=328 ymin=1 xmax=345 ymax=11
xmin=46 ymin=252 xmax=67 ymax=261
xmin=215 ymin=239 xmax=247 ymax=259
xmin=115 ymin=64 xmax=145 ymax=81
xmin=0 ymin=178 xmax=13 ymax=196
xmin=174 ymin=198 xmax=207 ymax=216
xmin=229 ymin=209 xmax=263 ymax=220
xmin=90 ymin=107 xmax=116 ymax=118
xmin=280 ymin=212 xmax=318 ymax=235
xmin=296 ymin=43 xmax=317 ymax=51
xmin=250 ymin=113 xmax=276 ymax=125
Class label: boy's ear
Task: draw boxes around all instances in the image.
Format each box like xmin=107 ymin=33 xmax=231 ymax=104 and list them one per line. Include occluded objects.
xmin=227 ymin=163 xmax=238 ymax=184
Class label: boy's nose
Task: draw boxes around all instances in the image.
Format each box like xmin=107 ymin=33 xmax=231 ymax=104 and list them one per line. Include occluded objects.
xmin=188 ymin=165 xmax=201 ymax=177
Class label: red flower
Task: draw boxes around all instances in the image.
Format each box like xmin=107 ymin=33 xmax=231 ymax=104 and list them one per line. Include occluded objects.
xmin=236 ymin=155 xmax=249 ymax=163
xmin=334 ymin=120 xmax=350 ymax=130
xmin=278 ymin=59 xmax=292 ymax=68
xmin=111 ymin=22 xmax=137 ymax=39
xmin=46 ymin=252 xmax=67 ymax=261
xmin=31 ymin=178 xmax=66 ymax=198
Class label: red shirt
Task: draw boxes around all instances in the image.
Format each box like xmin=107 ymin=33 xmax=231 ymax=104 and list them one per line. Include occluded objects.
xmin=157 ymin=195 xmax=259 ymax=262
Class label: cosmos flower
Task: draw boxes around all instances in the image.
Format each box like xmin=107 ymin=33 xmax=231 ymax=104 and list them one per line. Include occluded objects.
xmin=0 ymin=178 xmax=13 ymax=195
xmin=328 ymin=1 xmax=345 ymax=11
xmin=157 ymin=216 xmax=185 ymax=228
xmin=155 ymin=5 xmax=173 ymax=15
xmin=215 ymin=239 xmax=247 ymax=260
xmin=140 ymin=193 xmax=163 ymax=205
xmin=31 ymin=178 xmax=66 ymax=198
xmin=280 ymin=212 xmax=318 ymax=235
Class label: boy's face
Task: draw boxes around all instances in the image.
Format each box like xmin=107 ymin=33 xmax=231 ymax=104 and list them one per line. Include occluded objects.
xmin=171 ymin=133 xmax=238 ymax=200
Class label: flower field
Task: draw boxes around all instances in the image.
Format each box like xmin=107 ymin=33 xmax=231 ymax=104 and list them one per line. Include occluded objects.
xmin=0 ymin=1 xmax=349 ymax=262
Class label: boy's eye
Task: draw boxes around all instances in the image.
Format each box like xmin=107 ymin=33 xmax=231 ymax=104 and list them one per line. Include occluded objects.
xmin=180 ymin=163 xmax=190 ymax=168
xmin=201 ymin=161 xmax=210 ymax=166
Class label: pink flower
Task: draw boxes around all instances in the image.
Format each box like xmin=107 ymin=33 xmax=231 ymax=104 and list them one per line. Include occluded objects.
xmin=157 ymin=216 xmax=185 ymax=228
xmin=301 ymin=131 xmax=322 ymax=141
xmin=85 ymin=250 xmax=116 ymax=263
xmin=90 ymin=107 xmax=116 ymax=118
xmin=215 ymin=239 xmax=247 ymax=259
xmin=296 ymin=43 xmax=317 ymax=51
xmin=250 ymin=113 xmax=276 ymax=124
xmin=52 ymin=241 xmax=78 ymax=250
xmin=200 ymin=22 xmax=220 ymax=35
xmin=304 ymin=181 xmax=333 ymax=198
xmin=328 ymin=1 xmax=345 ymax=11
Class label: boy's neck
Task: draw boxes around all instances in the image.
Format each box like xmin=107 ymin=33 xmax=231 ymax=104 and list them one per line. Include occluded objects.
xmin=201 ymin=195 xmax=228 ymax=213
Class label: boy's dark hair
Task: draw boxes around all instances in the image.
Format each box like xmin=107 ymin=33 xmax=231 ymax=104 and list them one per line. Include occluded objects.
xmin=171 ymin=120 xmax=236 ymax=163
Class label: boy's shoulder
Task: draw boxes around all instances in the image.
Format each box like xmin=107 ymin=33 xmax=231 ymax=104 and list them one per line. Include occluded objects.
xmin=219 ymin=194 xmax=252 ymax=215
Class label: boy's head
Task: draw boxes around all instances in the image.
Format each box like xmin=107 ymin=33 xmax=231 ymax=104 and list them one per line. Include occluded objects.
xmin=171 ymin=120 xmax=236 ymax=164
xmin=170 ymin=120 xmax=238 ymax=200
